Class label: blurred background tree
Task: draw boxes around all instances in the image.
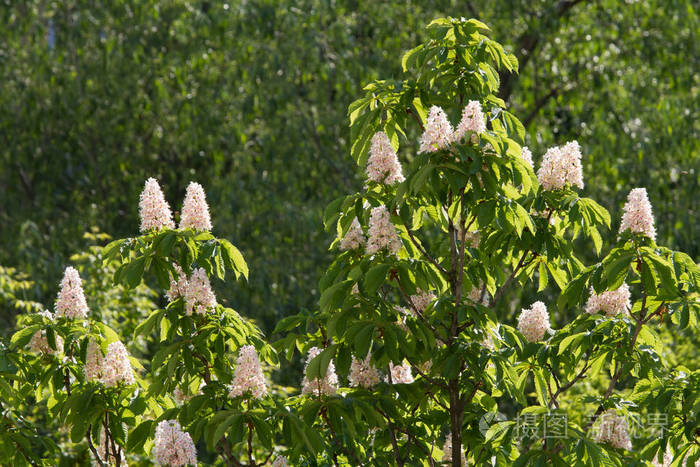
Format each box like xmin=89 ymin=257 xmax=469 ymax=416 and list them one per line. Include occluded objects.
xmin=0 ymin=0 xmax=697 ymax=340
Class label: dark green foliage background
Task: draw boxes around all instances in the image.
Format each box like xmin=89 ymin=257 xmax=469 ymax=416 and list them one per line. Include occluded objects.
xmin=0 ymin=0 xmax=697 ymax=336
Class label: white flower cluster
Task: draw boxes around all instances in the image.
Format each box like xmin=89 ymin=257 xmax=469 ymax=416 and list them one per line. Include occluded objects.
xmin=348 ymin=352 xmax=381 ymax=389
xmin=28 ymin=310 xmax=63 ymax=354
xmin=339 ymin=218 xmax=365 ymax=251
xmin=619 ymin=187 xmax=656 ymax=241
xmin=536 ymin=141 xmax=584 ymax=190
xmin=366 ymin=131 xmax=404 ymax=185
xmin=594 ymin=409 xmax=632 ymax=450
xmin=389 ymin=361 xmax=414 ymax=384
xmin=301 ymin=347 xmax=338 ymax=396
xmin=228 ymin=345 xmax=267 ymax=400
xmin=517 ymin=301 xmax=551 ymax=342
xmin=366 ymin=205 xmax=402 ymax=255
xmin=585 ymin=284 xmax=631 ymax=317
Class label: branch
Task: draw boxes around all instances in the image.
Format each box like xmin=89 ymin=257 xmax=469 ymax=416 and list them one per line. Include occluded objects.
xmin=376 ymin=407 xmax=404 ymax=467
xmin=406 ymin=108 xmax=425 ymax=131
xmin=86 ymin=425 xmax=106 ymax=467
xmin=522 ymin=85 xmax=574 ymax=128
xmin=491 ymin=251 xmax=534 ymax=305
xmin=403 ymin=222 xmax=448 ymax=275
xmin=547 ymin=355 xmax=591 ymax=409
xmin=498 ymin=0 xmax=585 ymax=102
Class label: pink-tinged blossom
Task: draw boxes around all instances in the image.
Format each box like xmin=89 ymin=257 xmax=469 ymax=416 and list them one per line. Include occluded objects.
xmin=517 ymin=301 xmax=551 ymax=343
xmin=409 ymin=289 xmax=436 ymax=314
xmin=468 ymin=282 xmax=487 ymax=304
xmin=184 ymin=268 xmax=217 ymax=316
xmin=441 ymin=433 xmax=467 ymax=465
xmin=594 ymin=410 xmax=632 ymax=450
xmin=55 ymin=266 xmax=89 ymax=319
xmin=366 ymin=131 xmax=404 ymax=185
xmin=585 ymin=284 xmax=631 ymax=317
xmin=536 ymin=141 xmax=584 ymax=190
xmin=228 ymin=345 xmax=267 ymax=400
xmin=301 ymin=347 xmax=338 ymax=396
xmin=85 ymin=339 xmax=103 ymax=381
xmin=419 ymin=106 xmax=454 ymax=153
xmin=166 ymin=264 xmax=188 ymax=302
xmin=389 ymin=361 xmax=413 ymax=384
xmin=619 ymin=188 xmax=656 ymax=241
xmin=139 ymin=178 xmax=175 ymax=232
xmin=173 ymin=387 xmax=192 ymax=405
xmin=272 ymin=456 xmax=288 ymax=467
xmin=179 ymin=182 xmax=212 ymax=231
xmin=463 ymin=230 xmax=480 ymax=248
xmin=340 ymin=218 xmax=365 ymax=251
xmin=152 ymin=420 xmax=197 ymax=467
xmin=454 ymin=100 xmax=486 ymax=142
xmin=348 ymin=353 xmax=381 ymax=389
xmin=650 ymin=447 xmax=700 ymax=467
xmin=28 ymin=310 xmax=63 ymax=354
xmin=520 ymin=146 xmax=534 ymax=168
xmin=100 ymin=341 xmax=135 ymax=387
xmin=418 ymin=360 xmax=433 ymax=374
xmin=366 ymin=206 xmax=402 ymax=256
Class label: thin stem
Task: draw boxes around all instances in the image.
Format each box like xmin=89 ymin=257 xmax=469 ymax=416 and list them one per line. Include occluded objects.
xmin=321 ymin=408 xmax=364 ymax=466
xmin=403 ymin=222 xmax=448 ymax=275
xmin=491 ymin=251 xmax=535 ymax=305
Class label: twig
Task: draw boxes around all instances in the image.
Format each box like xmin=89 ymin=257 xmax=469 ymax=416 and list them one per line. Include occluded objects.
xmin=403 ymin=222 xmax=448 ymax=276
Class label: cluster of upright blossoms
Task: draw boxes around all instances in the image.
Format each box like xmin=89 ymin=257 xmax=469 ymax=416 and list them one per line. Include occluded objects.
xmin=152 ymin=420 xmax=197 ymax=467
xmin=453 ymin=100 xmax=486 ymax=142
xmin=139 ymin=178 xmax=175 ymax=232
xmin=84 ymin=339 xmax=103 ymax=381
xmin=339 ymin=218 xmax=365 ymax=251
xmin=536 ymin=141 xmax=585 ymax=190
xmin=179 ymin=181 xmax=212 ymax=231
xmin=410 ymin=290 xmax=436 ymax=314
xmin=28 ymin=310 xmax=63 ymax=354
xmin=619 ymin=187 xmax=657 ymax=241
xmin=594 ymin=410 xmax=632 ymax=450
xmin=419 ymin=102 xmax=486 ymax=153
xmin=101 ymin=341 xmax=136 ymax=387
xmin=348 ymin=352 xmax=381 ymax=389
xmin=419 ymin=106 xmax=454 ymax=153
xmin=138 ymin=179 xmax=213 ymax=232
xmin=228 ymin=345 xmax=267 ymax=399
xmin=55 ymin=266 xmax=89 ymax=319
xmin=517 ymin=301 xmax=551 ymax=342
xmin=84 ymin=339 xmax=135 ymax=387
xmin=389 ymin=361 xmax=414 ymax=384
xmin=366 ymin=131 xmax=404 ymax=185
xmin=272 ymin=456 xmax=288 ymax=467
xmin=520 ymin=146 xmax=534 ymax=168
xmin=166 ymin=264 xmax=188 ymax=302
xmin=366 ymin=206 xmax=402 ymax=255
xmin=301 ymin=347 xmax=338 ymax=396
xmin=585 ymin=284 xmax=631 ymax=317
xmin=441 ymin=433 xmax=467 ymax=465
xmin=183 ymin=268 xmax=217 ymax=316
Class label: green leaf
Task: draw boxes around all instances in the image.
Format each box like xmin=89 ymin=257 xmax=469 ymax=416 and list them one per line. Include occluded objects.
xmin=219 ymin=239 xmax=249 ymax=280
xmin=305 ymin=345 xmax=336 ymax=380
xmin=538 ymin=262 xmax=548 ymax=292
xmin=319 ymin=280 xmax=352 ymax=313
xmin=127 ymin=420 xmax=153 ymax=453
xmin=558 ymin=333 xmax=585 ymax=355
xmin=364 ymin=264 xmax=391 ymax=295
